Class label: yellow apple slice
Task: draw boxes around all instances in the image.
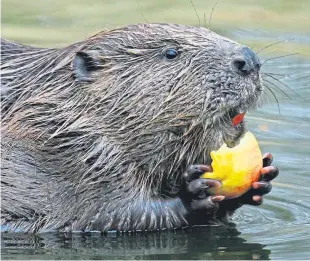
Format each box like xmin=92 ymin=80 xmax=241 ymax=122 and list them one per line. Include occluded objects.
xmin=201 ymin=131 xmax=263 ymax=199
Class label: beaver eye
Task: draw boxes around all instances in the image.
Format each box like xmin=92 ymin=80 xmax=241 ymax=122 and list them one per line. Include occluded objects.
xmin=165 ymin=49 xmax=179 ymax=60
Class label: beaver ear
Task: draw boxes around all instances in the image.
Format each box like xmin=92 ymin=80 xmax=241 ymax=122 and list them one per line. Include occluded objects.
xmin=73 ymin=51 xmax=102 ymax=82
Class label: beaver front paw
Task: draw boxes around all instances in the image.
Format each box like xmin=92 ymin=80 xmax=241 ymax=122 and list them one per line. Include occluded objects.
xmin=180 ymin=153 xmax=279 ymax=225
xmin=179 ymin=165 xmax=225 ymax=224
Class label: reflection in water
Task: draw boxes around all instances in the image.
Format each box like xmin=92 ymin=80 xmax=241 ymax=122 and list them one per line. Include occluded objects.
xmin=1 ymin=226 xmax=271 ymax=260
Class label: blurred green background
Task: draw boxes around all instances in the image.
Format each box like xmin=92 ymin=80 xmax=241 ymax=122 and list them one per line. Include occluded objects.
xmin=1 ymin=0 xmax=310 ymax=56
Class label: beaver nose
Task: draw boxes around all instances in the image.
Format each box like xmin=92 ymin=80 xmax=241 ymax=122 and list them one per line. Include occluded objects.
xmin=232 ymin=46 xmax=261 ymax=75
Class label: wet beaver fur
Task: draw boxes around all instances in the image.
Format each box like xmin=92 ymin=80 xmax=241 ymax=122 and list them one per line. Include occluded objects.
xmin=1 ymin=23 xmax=276 ymax=233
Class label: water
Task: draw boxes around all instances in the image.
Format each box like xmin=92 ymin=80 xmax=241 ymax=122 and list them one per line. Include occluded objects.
xmin=1 ymin=6 xmax=310 ymax=260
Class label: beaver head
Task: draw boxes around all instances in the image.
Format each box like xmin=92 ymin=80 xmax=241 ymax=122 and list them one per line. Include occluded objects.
xmin=1 ymin=23 xmax=263 ymax=191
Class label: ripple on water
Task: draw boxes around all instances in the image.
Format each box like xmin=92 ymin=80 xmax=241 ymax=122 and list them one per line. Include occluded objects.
xmin=233 ymin=193 xmax=310 ymax=260
xmin=234 ymin=198 xmax=310 ymax=228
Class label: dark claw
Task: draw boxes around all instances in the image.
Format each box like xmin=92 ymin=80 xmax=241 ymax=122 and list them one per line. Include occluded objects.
xmin=183 ymin=164 xmax=213 ymax=183
xmin=262 ymin=152 xmax=273 ymax=167
xmin=260 ymin=166 xmax=279 ymax=182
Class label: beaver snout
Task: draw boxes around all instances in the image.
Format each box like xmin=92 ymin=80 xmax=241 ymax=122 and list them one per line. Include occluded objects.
xmin=231 ymin=46 xmax=261 ymax=75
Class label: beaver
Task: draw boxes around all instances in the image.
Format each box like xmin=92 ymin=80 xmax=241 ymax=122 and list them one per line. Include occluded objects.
xmin=1 ymin=23 xmax=279 ymax=233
